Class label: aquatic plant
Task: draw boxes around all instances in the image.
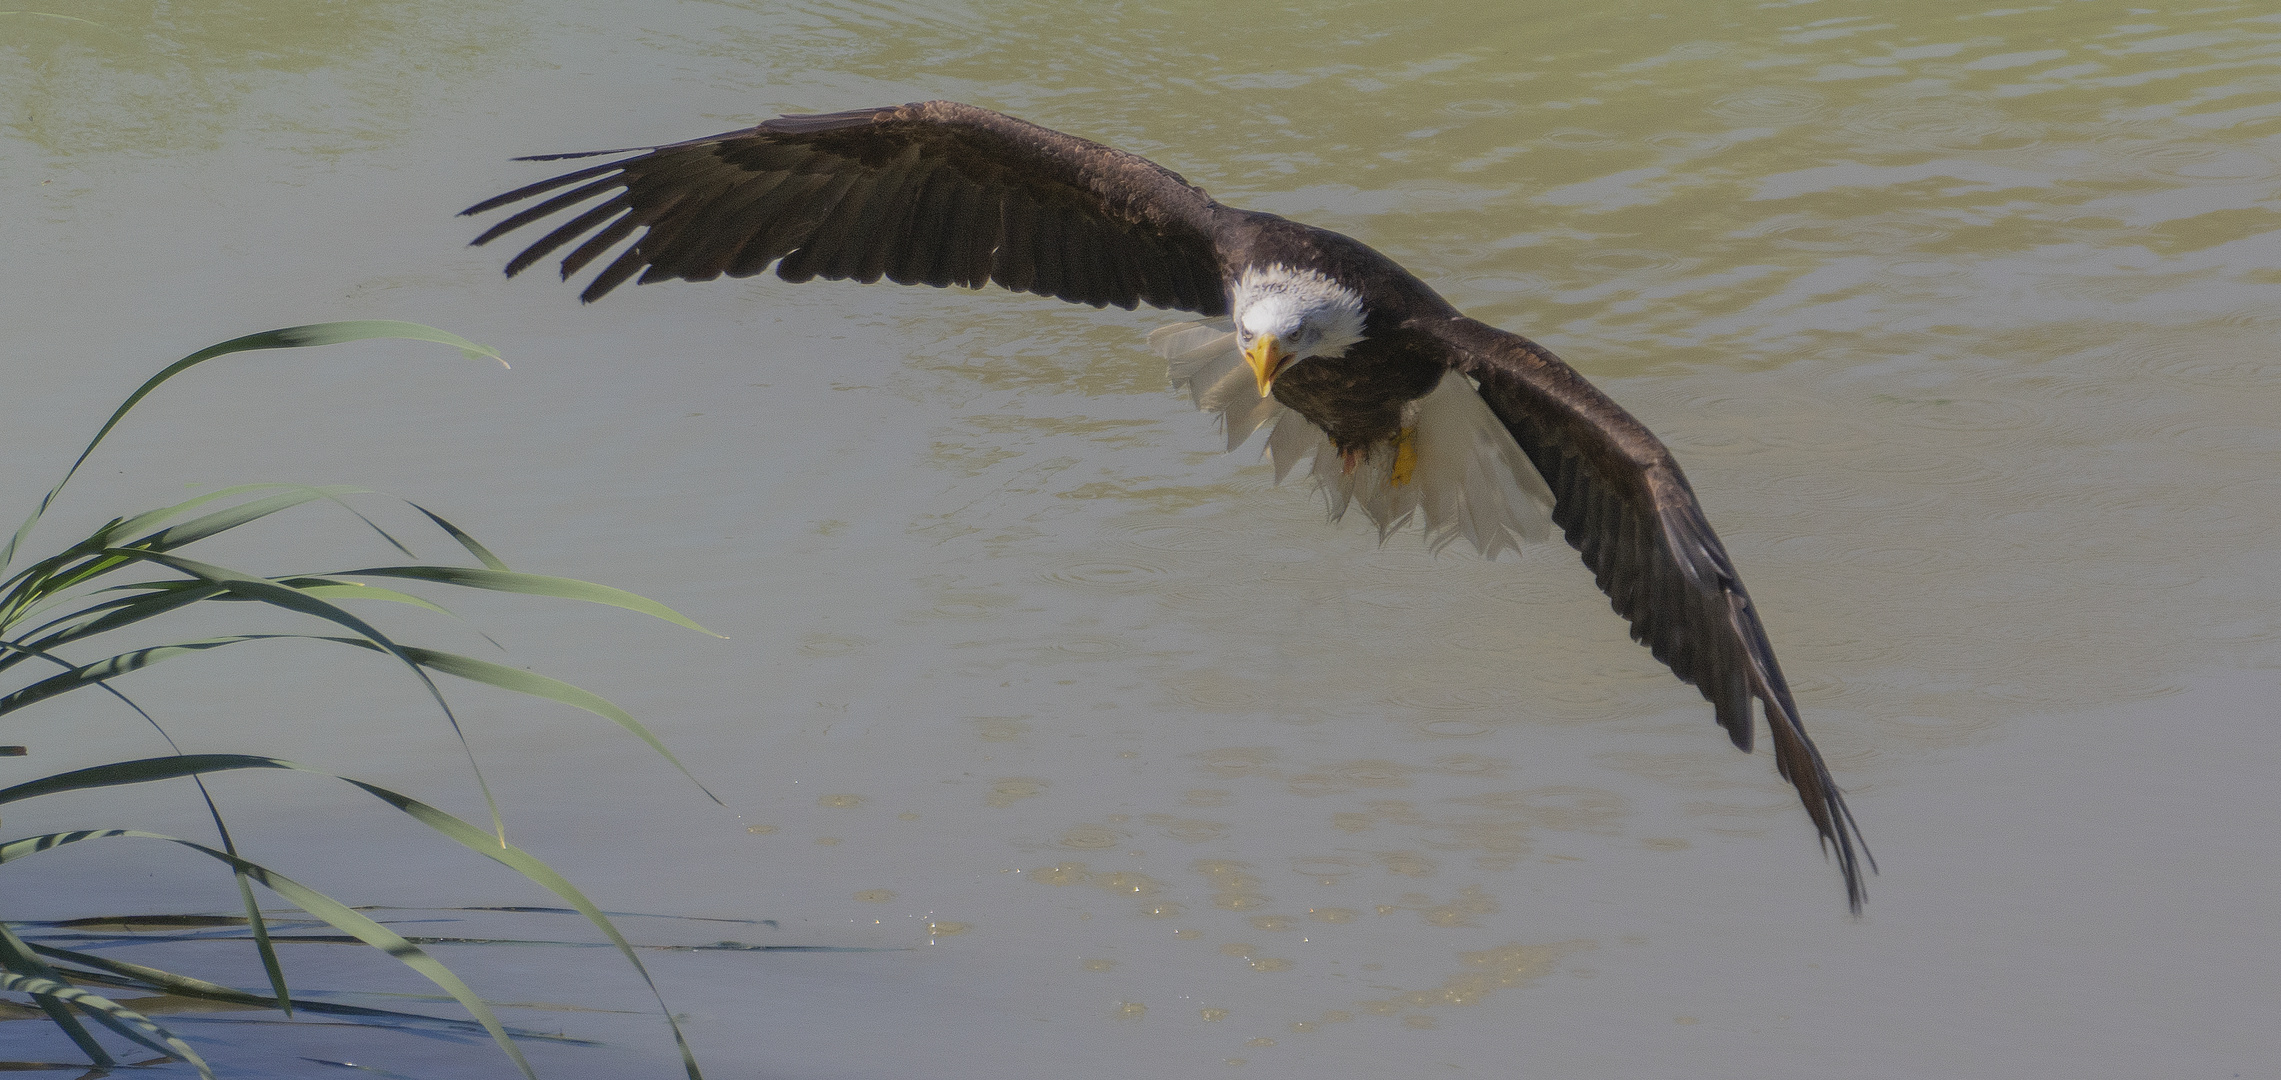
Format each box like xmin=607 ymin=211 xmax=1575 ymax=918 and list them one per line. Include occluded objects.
xmin=0 ymin=322 xmax=715 ymax=1078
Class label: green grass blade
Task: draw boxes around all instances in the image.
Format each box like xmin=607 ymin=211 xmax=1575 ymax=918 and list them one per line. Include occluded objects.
xmin=409 ymin=502 xmax=512 ymax=571
xmin=235 ymin=869 xmax=293 ymax=1018
xmin=0 ymin=971 xmax=210 ymax=1077
xmin=0 ymin=827 xmax=537 ymax=1080
xmin=277 ymin=578 xmax=454 ymax=615
xmin=341 ymin=566 xmax=721 ymax=637
xmin=4 ymin=760 xmax=698 ymax=1077
xmin=128 ymin=487 xmax=348 ymax=553
xmin=26 ymin=941 xmax=605 ymax=1040
xmin=0 ymin=636 xmax=275 ymax=719
xmin=0 ymin=627 xmax=714 ymax=802
xmin=2 ymin=486 xmax=358 ymax=626
xmin=7 ymin=575 xmax=446 ymax=673
xmin=27 ymin=942 xmax=270 ymax=1002
xmin=93 ymin=548 xmax=509 ymax=840
xmin=0 ymin=923 xmax=116 ymax=1067
xmin=333 ymin=778 xmax=705 ymax=1080
xmin=0 ymin=626 xmax=713 ymax=802
xmin=386 ymin=644 xmax=721 ymax=805
xmin=251 ymin=634 xmax=716 ymax=803
xmin=104 ymin=483 xmax=343 ymax=552
xmin=3 ymin=321 xmax=500 ymax=574
xmin=309 ymin=489 xmax=422 ymax=561
xmin=0 ymin=544 xmax=125 ymax=630
xmin=72 ymin=482 xmax=417 ymax=578
xmin=6 ymin=580 xmax=231 ymax=657
xmin=0 ymin=754 xmax=291 ymax=804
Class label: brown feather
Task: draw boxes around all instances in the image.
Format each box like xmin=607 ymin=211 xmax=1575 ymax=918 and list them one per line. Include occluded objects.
xmin=503 ymin=193 xmax=629 ymax=278
xmin=1024 ymin=201 xmax=1069 ymax=301
xmin=463 ymin=99 xmax=1227 ymax=313
xmin=850 ymin=155 xmax=929 ymax=284
xmin=771 ymin=168 xmax=866 ymax=284
xmin=722 ymin=169 xmax=841 ymax=278
xmin=989 ymin=188 xmax=1037 ymax=294
xmin=666 ymin=170 xmax=803 ymax=282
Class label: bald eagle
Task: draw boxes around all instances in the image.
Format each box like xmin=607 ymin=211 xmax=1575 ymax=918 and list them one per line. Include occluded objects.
xmin=464 ymin=100 xmax=1871 ymax=910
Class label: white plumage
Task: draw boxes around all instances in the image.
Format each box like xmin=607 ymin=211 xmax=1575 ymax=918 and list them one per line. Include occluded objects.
xmin=1153 ymin=319 xmax=1555 ymax=559
xmin=1231 ymin=264 xmax=1368 ymax=360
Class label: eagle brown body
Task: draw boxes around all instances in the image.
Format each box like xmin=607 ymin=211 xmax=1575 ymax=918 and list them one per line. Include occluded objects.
xmin=465 ymin=100 xmax=1871 ymax=910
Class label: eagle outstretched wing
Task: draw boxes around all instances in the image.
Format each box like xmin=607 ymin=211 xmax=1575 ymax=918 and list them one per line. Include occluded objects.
xmin=1435 ymin=315 xmax=1872 ymax=909
xmin=463 ymin=100 xmax=1230 ymax=312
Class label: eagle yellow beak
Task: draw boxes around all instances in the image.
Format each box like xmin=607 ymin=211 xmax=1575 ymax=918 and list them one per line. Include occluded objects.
xmin=1244 ymin=333 xmax=1288 ymax=397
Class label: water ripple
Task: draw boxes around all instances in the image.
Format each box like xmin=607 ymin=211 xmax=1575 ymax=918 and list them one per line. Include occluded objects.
xmin=1751 ymin=213 xmax=1953 ymax=252
xmin=1668 ymin=40 xmax=1733 ymax=60
xmin=1459 ymin=271 xmax=1551 ymax=295
xmin=2119 ymin=334 xmax=2281 ymax=390
xmin=1879 ymin=395 xmax=2048 ymax=445
xmin=2163 ymin=419 xmax=2281 ymax=462
xmin=1040 ymin=557 xmax=1175 ymax=592
xmin=1839 ymin=98 xmax=2041 ymax=152
xmin=1109 ymin=522 xmax=1245 ymax=553
xmin=1646 ymin=131 xmax=1729 ymax=153
xmin=1381 ymin=678 xmax=1534 ymax=714
xmin=1413 ymin=718 xmax=1494 ymax=738
xmin=1542 ymin=128 xmax=1621 ymax=150
xmin=1443 ymin=99 xmax=1515 ymax=118
xmin=1708 ymin=87 xmax=1828 ymax=124
xmin=2119 ymin=141 xmax=2278 ymax=182
xmin=1572 ymin=248 xmax=1693 ymax=277
xmin=1165 ymin=674 xmax=1268 ymax=712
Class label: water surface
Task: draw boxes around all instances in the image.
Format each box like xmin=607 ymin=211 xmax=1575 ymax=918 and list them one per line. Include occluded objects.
xmin=5 ymin=1 xmax=2278 ymax=1076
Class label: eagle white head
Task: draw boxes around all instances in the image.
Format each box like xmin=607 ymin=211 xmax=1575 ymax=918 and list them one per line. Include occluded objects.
xmin=1232 ymin=264 xmax=1367 ymax=396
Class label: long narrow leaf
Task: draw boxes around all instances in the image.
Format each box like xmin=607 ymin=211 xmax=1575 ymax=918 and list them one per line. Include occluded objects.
xmin=7 ymin=575 xmax=446 ymax=674
xmin=234 ymin=869 xmax=292 ymax=1018
xmin=0 ymin=636 xmax=262 ymax=718
xmin=348 ymin=641 xmax=720 ymax=805
xmin=410 ymin=502 xmax=511 ymax=571
xmin=92 ymin=484 xmax=337 ymax=561
xmin=337 ymin=777 xmax=705 ymax=1080
xmin=8 ymin=484 xmax=368 ymax=612
xmin=5 ymin=580 xmax=231 ymax=664
xmin=126 ymin=483 xmax=424 ymax=564
xmin=129 ymin=488 xmax=352 ymax=554
xmin=0 ymin=970 xmax=211 ymax=1077
xmin=0 ymin=922 xmax=115 ymax=1067
xmin=342 ymin=566 xmax=720 ymax=637
xmin=271 ymin=578 xmax=454 ymax=614
xmin=0 ymin=828 xmax=538 ymax=1080
xmin=26 ymin=941 xmax=605 ymax=1041
xmin=2 ymin=488 xmax=351 ymax=626
xmin=0 ymin=632 xmax=713 ymax=804
xmin=2 ymin=757 xmax=701 ymax=1078
xmin=95 ymin=548 xmax=509 ymax=841
xmin=4 ymin=321 xmax=500 ymax=574
xmin=0 ymin=754 xmax=290 ymax=804
xmin=0 ymin=544 xmax=126 ymax=630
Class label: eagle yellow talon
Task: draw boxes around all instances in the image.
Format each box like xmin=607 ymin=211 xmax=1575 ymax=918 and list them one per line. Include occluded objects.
xmin=1390 ymin=427 xmax=1418 ymax=487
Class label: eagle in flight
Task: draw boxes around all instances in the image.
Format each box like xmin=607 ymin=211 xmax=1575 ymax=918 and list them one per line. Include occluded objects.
xmin=464 ymin=100 xmax=1872 ymax=910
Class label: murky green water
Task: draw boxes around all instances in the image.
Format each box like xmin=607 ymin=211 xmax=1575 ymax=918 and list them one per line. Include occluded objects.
xmin=6 ymin=1 xmax=2279 ymax=1076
